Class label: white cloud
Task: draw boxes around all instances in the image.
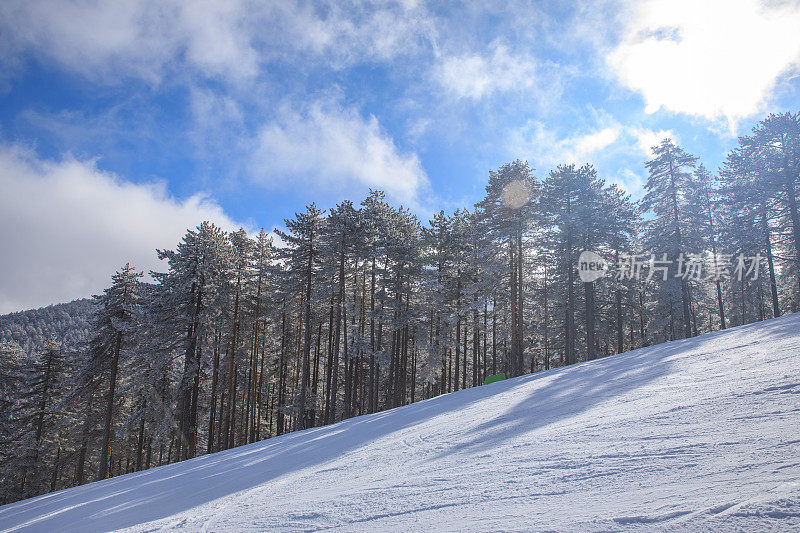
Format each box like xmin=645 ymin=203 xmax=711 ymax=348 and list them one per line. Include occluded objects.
xmin=608 ymin=0 xmax=800 ymax=123
xmin=434 ymin=44 xmax=539 ymax=100
xmin=628 ymin=127 xmax=677 ymax=157
xmin=0 ymin=145 xmax=242 ymax=313
xmin=250 ymin=102 xmax=429 ymax=207
xmin=274 ymin=1 xmax=435 ymax=67
xmin=511 ymin=122 xmax=622 ymax=167
xmin=0 ymin=0 xmax=435 ymax=84
xmin=177 ymin=1 xmax=260 ymax=80
xmin=1 ymin=1 xmax=157 ymax=82
xmin=509 ymin=121 xmax=675 ymax=200
xmin=574 ymin=127 xmax=621 ymax=156
xmin=0 ymin=0 xmax=262 ymax=83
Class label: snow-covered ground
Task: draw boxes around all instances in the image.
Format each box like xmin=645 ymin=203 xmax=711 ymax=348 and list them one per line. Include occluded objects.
xmin=2 ymin=314 xmax=800 ymax=532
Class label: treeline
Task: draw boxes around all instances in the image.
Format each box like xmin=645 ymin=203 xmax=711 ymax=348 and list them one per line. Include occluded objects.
xmin=1 ymin=112 xmax=799 ymax=503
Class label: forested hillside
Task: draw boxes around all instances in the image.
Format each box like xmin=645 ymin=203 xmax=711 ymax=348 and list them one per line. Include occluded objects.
xmin=0 ymin=299 xmax=94 ymax=356
xmin=1 ymin=313 xmax=798 ymax=531
xmin=1 ymin=111 xmax=799 ymax=505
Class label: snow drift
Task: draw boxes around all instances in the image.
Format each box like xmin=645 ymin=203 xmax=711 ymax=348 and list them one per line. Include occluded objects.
xmin=2 ymin=314 xmax=800 ymax=532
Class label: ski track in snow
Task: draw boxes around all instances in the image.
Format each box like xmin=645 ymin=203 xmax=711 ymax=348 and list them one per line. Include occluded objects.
xmin=2 ymin=314 xmax=800 ymax=532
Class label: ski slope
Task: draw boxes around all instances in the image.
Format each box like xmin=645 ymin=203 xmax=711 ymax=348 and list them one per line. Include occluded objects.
xmin=2 ymin=314 xmax=800 ymax=532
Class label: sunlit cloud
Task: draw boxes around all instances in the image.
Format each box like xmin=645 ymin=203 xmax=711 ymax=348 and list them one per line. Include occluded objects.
xmin=573 ymin=127 xmax=621 ymax=157
xmin=0 ymin=0 xmax=436 ymax=84
xmin=250 ymin=102 xmax=429 ymax=208
xmin=608 ymin=0 xmax=800 ymax=125
xmin=434 ymin=44 xmax=539 ymax=100
xmin=628 ymin=127 xmax=677 ymax=157
xmin=0 ymin=144 xmax=243 ymax=313
xmin=510 ymin=122 xmax=623 ymax=167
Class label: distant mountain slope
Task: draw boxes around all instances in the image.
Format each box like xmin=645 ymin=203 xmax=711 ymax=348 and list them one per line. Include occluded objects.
xmin=1 ymin=314 xmax=799 ymax=532
xmin=0 ymin=299 xmax=95 ymax=355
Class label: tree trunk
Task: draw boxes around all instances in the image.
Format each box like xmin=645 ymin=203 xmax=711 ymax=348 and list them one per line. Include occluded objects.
xmin=136 ymin=399 xmax=146 ymax=471
xmin=516 ymin=231 xmax=524 ymax=375
xmin=492 ymin=299 xmax=498 ymax=374
xmin=472 ymin=308 xmax=479 ymax=387
xmin=585 ymin=281 xmax=596 ymax=360
xmin=98 ymin=331 xmax=122 ymax=479
xmin=277 ymin=302 xmax=287 ymax=436
xmin=762 ymin=211 xmax=781 ymax=318
xmin=225 ymin=275 xmax=241 ymax=449
xmin=369 ymin=258 xmax=377 ymax=414
xmin=74 ymin=388 xmax=94 ymax=486
xmin=298 ymin=233 xmax=315 ymax=430
xmin=566 ymin=248 xmax=576 ymax=364
xmin=614 ymin=251 xmax=624 ymax=354
xmin=455 ymin=273 xmax=461 ymax=391
xmin=667 ymin=151 xmax=693 ymax=339
xmin=327 ymin=243 xmax=346 ymax=424
xmin=207 ymin=328 xmax=220 ymax=454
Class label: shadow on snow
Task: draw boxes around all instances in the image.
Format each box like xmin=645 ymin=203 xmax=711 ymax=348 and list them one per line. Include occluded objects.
xmin=0 ymin=313 xmax=797 ymax=532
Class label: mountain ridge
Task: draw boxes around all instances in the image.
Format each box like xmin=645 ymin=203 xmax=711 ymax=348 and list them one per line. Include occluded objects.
xmin=0 ymin=299 xmax=94 ymax=355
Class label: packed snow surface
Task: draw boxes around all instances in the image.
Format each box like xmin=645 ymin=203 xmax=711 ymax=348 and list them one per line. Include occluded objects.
xmin=2 ymin=314 xmax=800 ymax=532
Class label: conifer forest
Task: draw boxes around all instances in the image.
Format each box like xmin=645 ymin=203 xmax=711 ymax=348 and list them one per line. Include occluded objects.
xmin=2 ymin=111 xmax=799 ymax=504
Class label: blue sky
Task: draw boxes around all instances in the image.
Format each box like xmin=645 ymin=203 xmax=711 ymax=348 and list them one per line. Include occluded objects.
xmin=1 ymin=0 xmax=800 ymax=312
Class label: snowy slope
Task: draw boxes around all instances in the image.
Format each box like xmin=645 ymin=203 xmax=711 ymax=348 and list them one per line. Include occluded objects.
xmin=2 ymin=314 xmax=800 ymax=532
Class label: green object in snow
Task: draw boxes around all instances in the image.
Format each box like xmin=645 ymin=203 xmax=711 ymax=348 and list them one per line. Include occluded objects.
xmin=483 ymin=373 xmax=506 ymax=385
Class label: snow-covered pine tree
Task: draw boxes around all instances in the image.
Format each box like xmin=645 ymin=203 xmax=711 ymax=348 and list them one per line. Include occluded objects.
xmin=718 ymin=146 xmax=779 ymax=325
xmin=360 ymin=190 xmax=395 ymax=412
xmin=601 ymin=183 xmax=639 ymax=354
xmin=319 ymin=200 xmax=360 ymax=424
xmin=221 ymin=228 xmax=254 ymax=449
xmin=275 ymin=204 xmax=325 ymax=430
xmin=4 ymin=339 xmax=68 ymax=499
xmin=0 ymin=341 xmax=25 ymax=502
xmin=383 ymin=205 xmax=421 ymax=408
xmin=691 ymin=165 xmax=728 ymax=329
xmin=448 ymin=208 xmax=469 ymax=391
xmin=462 ymin=208 xmax=494 ymax=385
xmin=117 ymin=282 xmax=176 ymax=473
xmin=736 ymin=113 xmax=800 ymax=309
xmin=541 ymin=164 xmax=585 ymax=365
xmin=476 ymin=160 xmax=538 ymax=377
xmin=151 ymin=222 xmax=231 ymax=461
xmin=421 ymin=210 xmax=455 ymax=395
xmin=89 ymin=263 xmax=143 ymax=480
xmin=247 ymin=229 xmax=274 ymax=443
xmin=640 ymin=138 xmax=704 ymax=341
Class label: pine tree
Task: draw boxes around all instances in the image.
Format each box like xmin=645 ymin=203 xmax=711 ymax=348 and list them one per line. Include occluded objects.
xmin=3 ymin=339 xmax=68 ymax=498
xmin=320 ymin=200 xmax=360 ymax=424
xmin=88 ymin=264 xmax=143 ymax=480
xmin=736 ymin=112 xmax=800 ymax=308
xmin=0 ymin=341 xmax=25 ymax=502
xmin=640 ymin=139 xmax=703 ymax=340
xmin=152 ymin=222 xmax=231 ymax=460
xmin=541 ymin=164 xmax=583 ymax=365
xmin=476 ymin=160 xmax=538 ymax=376
xmin=360 ymin=191 xmax=395 ymax=412
xmin=692 ymin=165 xmax=728 ymax=328
xmin=383 ymin=205 xmax=421 ymax=407
xmin=222 ymin=228 xmax=254 ymax=448
xmin=602 ymin=183 xmax=639 ymax=354
xmin=247 ymin=229 xmax=273 ymax=443
xmin=421 ymin=211 xmax=455 ymax=394
xmin=275 ymin=204 xmax=325 ymax=430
